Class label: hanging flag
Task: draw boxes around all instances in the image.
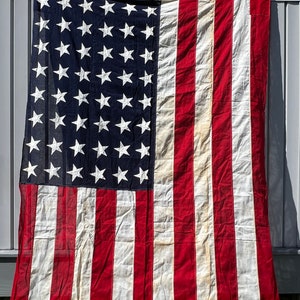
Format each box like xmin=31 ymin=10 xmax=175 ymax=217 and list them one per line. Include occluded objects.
xmin=12 ymin=0 xmax=279 ymax=299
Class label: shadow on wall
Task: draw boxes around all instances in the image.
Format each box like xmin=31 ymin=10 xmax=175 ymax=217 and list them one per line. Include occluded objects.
xmin=268 ymin=1 xmax=300 ymax=294
xmin=267 ymin=0 xmax=300 ymax=250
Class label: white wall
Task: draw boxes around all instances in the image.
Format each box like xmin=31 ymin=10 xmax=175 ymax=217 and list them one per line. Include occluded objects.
xmin=0 ymin=0 xmax=31 ymax=252
xmin=0 ymin=0 xmax=300 ymax=296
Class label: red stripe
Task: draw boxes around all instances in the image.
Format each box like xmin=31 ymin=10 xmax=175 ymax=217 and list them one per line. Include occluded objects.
xmin=50 ymin=187 xmax=77 ymax=299
xmin=90 ymin=189 xmax=117 ymax=299
xmin=133 ymin=190 xmax=154 ymax=300
xmin=11 ymin=184 xmax=38 ymax=300
xmin=250 ymin=0 xmax=279 ymax=298
xmin=173 ymin=0 xmax=197 ymax=298
xmin=212 ymin=0 xmax=238 ymax=298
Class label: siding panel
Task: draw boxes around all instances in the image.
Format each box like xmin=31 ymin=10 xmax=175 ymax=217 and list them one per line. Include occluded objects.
xmin=1 ymin=0 xmax=300 ymax=296
xmin=268 ymin=1 xmax=300 ymax=249
xmin=268 ymin=1 xmax=286 ymax=247
xmin=284 ymin=2 xmax=300 ymax=248
xmin=13 ymin=0 xmax=30 ymax=248
xmin=0 ymin=0 xmax=13 ymax=249
xmin=0 ymin=260 xmax=15 ymax=297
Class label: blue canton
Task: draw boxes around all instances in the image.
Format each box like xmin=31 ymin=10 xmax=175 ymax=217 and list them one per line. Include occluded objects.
xmin=20 ymin=0 xmax=160 ymax=190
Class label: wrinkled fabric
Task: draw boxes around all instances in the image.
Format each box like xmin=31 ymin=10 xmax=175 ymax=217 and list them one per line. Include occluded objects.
xmin=12 ymin=0 xmax=278 ymax=299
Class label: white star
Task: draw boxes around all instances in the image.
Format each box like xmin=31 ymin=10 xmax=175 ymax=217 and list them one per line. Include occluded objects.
xmin=100 ymin=1 xmax=115 ymax=15
xmin=139 ymin=95 xmax=151 ymax=109
xmin=137 ymin=118 xmax=150 ymax=133
xmin=122 ymin=4 xmax=136 ymax=15
xmin=72 ymin=115 xmax=87 ymax=131
xmin=96 ymin=93 xmax=110 ymax=109
xmin=75 ymin=67 xmax=90 ymax=82
xmin=92 ymin=141 xmax=108 ymax=158
xmin=139 ymin=71 xmax=153 ymax=86
xmin=79 ymin=0 xmax=93 ymax=13
xmin=136 ymin=143 xmax=150 ymax=158
xmin=134 ymin=168 xmax=148 ymax=184
xmin=91 ymin=167 xmax=106 ymax=183
xmin=116 ymin=117 xmax=131 ymax=133
xmin=31 ymin=87 xmax=45 ymax=102
xmin=45 ymin=163 xmax=60 ymax=179
xmin=143 ymin=7 xmax=157 ymax=17
xmin=117 ymin=94 xmax=133 ymax=109
xmin=37 ymin=0 xmax=50 ymax=8
xmin=97 ymin=69 xmax=111 ymax=84
xmin=94 ymin=116 xmax=109 ymax=132
xmin=57 ymin=0 xmax=72 ymax=10
xmin=50 ymin=112 xmax=65 ymax=129
xmin=77 ymin=44 xmax=91 ymax=59
xmin=74 ymin=90 xmax=89 ymax=105
xmin=52 ymin=89 xmax=67 ymax=104
xmin=67 ymin=165 xmax=83 ymax=182
xmin=57 ymin=17 xmax=71 ymax=32
xmin=35 ymin=17 xmax=50 ymax=31
xmin=54 ymin=65 xmax=69 ymax=80
xmin=140 ymin=49 xmax=153 ymax=63
xmin=113 ymin=167 xmax=128 ymax=183
xmin=119 ymin=47 xmax=133 ymax=63
xmin=34 ymin=40 xmax=49 ymax=54
xmin=119 ymin=23 xmax=134 ymax=39
xmin=47 ymin=138 xmax=63 ymax=155
xmin=141 ymin=25 xmax=154 ymax=40
xmin=33 ymin=63 xmax=47 ymax=77
xmin=29 ymin=111 xmax=43 ymax=127
xmin=119 ymin=23 xmax=134 ymax=38
xmin=117 ymin=70 xmax=133 ymax=86
xmin=77 ymin=21 xmax=92 ymax=36
xmin=70 ymin=140 xmax=85 ymax=156
xmin=114 ymin=142 xmax=130 ymax=158
xmin=99 ymin=23 xmax=113 ymax=37
xmin=23 ymin=162 xmax=38 ymax=178
xmin=98 ymin=46 xmax=113 ymax=61
xmin=26 ymin=137 xmax=40 ymax=153
xmin=55 ymin=41 xmax=70 ymax=57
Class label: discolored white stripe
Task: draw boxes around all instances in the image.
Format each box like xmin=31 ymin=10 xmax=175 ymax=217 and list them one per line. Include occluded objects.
xmin=112 ymin=190 xmax=136 ymax=299
xmin=71 ymin=188 xmax=96 ymax=299
xmin=153 ymin=0 xmax=179 ymax=298
xmin=29 ymin=185 xmax=58 ymax=299
xmin=194 ymin=0 xmax=217 ymax=298
xmin=231 ymin=0 xmax=260 ymax=298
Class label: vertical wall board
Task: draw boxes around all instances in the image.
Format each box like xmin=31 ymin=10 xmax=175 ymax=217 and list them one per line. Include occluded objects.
xmin=13 ymin=0 xmax=30 ymax=249
xmin=273 ymin=254 xmax=300 ymax=294
xmin=0 ymin=260 xmax=15 ymax=297
xmin=284 ymin=2 xmax=300 ymax=248
xmin=268 ymin=2 xmax=286 ymax=247
xmin=0 ymin=0 xmax=300 ymax=296
xmin=0 ymin=0 xmax=12 ymax=249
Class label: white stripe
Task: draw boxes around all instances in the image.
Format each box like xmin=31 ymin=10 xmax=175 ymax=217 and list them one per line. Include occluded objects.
xmin=72 ymin=188 xmax=96 ymax=300
xmin=231 ymin=0 xmax=260 ymax=298
xmin=153 ymin=1 xmax=178 ymax=299
xmin=112 ymin=190 xmax=136 ymax=300
xmin=194 ymin=0 xmax=217 ymax=298
xmin=29 ymin=185 xmax=58 ymax=299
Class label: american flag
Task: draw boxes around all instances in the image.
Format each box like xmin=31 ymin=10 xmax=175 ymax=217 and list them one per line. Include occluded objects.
xmin=12 ymin=0 xmax=279 ymax=299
